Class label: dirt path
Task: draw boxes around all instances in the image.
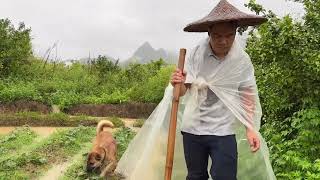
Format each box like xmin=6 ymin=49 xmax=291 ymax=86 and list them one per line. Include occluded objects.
xmin=39 ymin=142 xmax=92 ymax=180
xmin=0 ymin=127 xmax=71 ymax=137
xmin=122 ymin=118 xmax=141 ymax=132
xmin=39 ymin=160 xmax=71 ymax=180
xmin=0 ymin=118 xmax=141 ymax=136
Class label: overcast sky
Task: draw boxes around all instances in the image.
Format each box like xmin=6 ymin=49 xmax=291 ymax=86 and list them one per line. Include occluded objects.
xmin=0 ymin=0 xmax=304 ymax=61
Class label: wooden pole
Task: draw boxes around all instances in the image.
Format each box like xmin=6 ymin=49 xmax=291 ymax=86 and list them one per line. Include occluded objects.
xmin=164 ymin=48 xmax=186 ymax=180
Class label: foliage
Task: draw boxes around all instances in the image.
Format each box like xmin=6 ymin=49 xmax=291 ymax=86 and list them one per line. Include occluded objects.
xmin=133 ymin=119 xmax=145 ymax=128
xmin=61 ymin=153 xmax=103 ymax=180
xmin=245 ymin=0 xmax=320 ymax=179
xmin=262 ymin=109 xmax=320 ymax=179
xmin=90 ymin=55 xmax=121 ymax=83
xmin=0 ymin=57 xmax=172 ymax=108
xmin=0 ymin=19 xmax=32 ymax=77
xmin=114 ymin=127 xmax=136 ymax=160
xmin=246 ymin=1 xmax=320 ymax=122
xmin=109 ymin=116 xmax=125 ymax=128
xmin=0 ymin=126 xmax=38 ymax=159
xmin=127 ymin=65 xmax=174 ymax=102
xmin=0 ymin=79 xmax=42 ymax=102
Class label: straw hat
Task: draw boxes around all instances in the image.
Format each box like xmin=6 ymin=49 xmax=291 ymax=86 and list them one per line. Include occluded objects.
xmin=183 ymin=0 xmax=267 ymax=32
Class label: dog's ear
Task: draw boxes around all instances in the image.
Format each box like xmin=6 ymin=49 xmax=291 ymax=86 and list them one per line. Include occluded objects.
xmin=86 ymin=153 xmax=94 ymax=162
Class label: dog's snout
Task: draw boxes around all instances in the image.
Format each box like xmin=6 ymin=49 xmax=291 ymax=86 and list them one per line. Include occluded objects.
xmin=86 ymin=162 xmax=95 ymax=172
xmin=86 ymin=166 xmax=92 ymax=171
xmin=86 ymin=165 xmax=93 ymax=172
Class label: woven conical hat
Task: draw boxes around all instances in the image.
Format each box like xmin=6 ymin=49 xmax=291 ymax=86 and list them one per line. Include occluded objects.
xmin=184 ymin=0 xmax=267 ymax=32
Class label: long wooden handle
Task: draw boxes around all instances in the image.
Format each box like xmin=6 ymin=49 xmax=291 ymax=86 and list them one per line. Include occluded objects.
xmin=164 ymin=48 xmax=186 ymax=180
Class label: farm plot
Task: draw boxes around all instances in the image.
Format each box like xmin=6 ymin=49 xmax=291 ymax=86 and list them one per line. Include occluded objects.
xmin=0 ymin=125 xmax=136 ymax=180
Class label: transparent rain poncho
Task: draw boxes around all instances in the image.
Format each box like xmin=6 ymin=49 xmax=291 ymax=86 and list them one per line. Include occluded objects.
xmin=115 ymin=37 xmax=276 ymax=180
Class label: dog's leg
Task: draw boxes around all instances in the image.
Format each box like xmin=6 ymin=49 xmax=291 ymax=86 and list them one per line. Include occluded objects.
xmin=100 ymin=161 xmax=117 ymax=177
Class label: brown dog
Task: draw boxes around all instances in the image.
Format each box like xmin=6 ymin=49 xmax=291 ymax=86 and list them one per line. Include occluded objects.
xmin=87 ymin=120 xmax=117 ymax=177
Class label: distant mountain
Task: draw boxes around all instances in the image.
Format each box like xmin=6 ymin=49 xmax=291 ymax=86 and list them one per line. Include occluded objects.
xmin=121 ymin=41 xmax=178 ymax=66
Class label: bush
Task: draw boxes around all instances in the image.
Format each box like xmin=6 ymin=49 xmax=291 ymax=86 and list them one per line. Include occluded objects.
xmin=262 ymin=109 xmax=320 ymax=179
xmin=114 ymin=127 xmax=136 ymax=160
xmin=133 ymin=119 xmax=145 ymax=128
xmin=128 ymin=65 xmax=174 ymax=103
xmin=0 ymin=57 xmax=172 ymax=107
xmin=0 ymin=19 xmax=32 ymax=77
xmin=245 ymin=0 xmax=320 ymax=178
xmin=0 ymin=81 xmax=41 ymax=102
xmin=109 ymin=116 xmax=125 ymax=128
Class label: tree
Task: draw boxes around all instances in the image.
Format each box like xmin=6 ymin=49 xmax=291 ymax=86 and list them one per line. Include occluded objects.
xmin=91 ymin=55 xmax=120 ymax=82
xmin=0 ymin=18 xmax=32 ymax=76
xmin=245 ymin=0 xmax=320 ymax=178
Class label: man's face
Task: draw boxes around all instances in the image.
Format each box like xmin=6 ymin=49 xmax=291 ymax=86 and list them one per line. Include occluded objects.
xmin=208 ymin=22 xmax=237 ymax=56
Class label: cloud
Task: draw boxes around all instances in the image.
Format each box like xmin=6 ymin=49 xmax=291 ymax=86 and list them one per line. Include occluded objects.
xmin=0 ymin=0 xmax=304 ymax=60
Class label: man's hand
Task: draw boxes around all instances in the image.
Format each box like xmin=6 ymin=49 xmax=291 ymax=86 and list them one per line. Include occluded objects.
xmin=170 ymin=68 xmax=186 ymax=86
xmin=246 ymin=128 xmax=260 ymax=152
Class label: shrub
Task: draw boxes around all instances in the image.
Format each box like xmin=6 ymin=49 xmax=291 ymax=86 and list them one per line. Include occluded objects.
xmin=0 ymin=19 xmax=32 ymax=77
xmin=109 ymin=116 xmax=125 ymax=128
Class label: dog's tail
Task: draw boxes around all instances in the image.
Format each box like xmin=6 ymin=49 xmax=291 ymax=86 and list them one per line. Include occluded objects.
xmin=96 ymin=120 xmax=114 ymax=134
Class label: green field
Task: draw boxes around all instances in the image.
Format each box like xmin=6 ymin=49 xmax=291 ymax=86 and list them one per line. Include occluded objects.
xmin=0 ymin=125 xmax=136 ymax=180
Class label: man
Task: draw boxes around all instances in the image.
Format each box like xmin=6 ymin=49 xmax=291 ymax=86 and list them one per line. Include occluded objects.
xmin=170 ymin=0 xmax=267 ymax=179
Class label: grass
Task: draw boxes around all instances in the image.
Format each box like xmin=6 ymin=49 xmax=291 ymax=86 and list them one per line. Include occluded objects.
xmin=0 ymin=126 xmax=38 ymax=159
xmin=59 ymin=152 xmax=103 ymax=180
xmin=0 ymin=126 xmax=96 ymax=179
xmin=114 ymin=127 xmax=136 ymax=160
xmin=109 ymin=116 xmax=125 ymax=128
xmin=133 ymin=119 xmax=145 ymax=127
xmin=0 ymin=113 xmax=138 ymax=180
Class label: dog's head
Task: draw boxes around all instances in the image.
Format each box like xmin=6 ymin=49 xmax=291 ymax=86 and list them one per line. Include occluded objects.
xmin=86 ymin=147 xmax=106 ymax=172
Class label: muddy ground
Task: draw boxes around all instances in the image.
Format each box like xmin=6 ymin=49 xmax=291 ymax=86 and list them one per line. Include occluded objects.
xmin=0 ymin=100 xmax=157 ymax=119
